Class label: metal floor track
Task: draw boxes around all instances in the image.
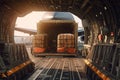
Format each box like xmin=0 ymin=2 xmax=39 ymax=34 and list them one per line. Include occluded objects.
xmin=28 ymin=57 xmax=87 ymax=80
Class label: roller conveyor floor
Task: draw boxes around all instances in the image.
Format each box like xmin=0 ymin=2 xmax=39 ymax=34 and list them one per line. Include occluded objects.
xmin=28 ymin=57 xmax=87 ymax=80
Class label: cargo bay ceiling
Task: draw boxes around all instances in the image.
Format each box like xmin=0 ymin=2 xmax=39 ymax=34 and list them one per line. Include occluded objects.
xmin=0 ymin=0 xmax=120 ymax=44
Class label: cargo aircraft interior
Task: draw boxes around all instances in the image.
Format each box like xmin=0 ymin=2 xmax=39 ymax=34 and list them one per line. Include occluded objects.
xmin=0 ymin=0 xmax=120 ymax=80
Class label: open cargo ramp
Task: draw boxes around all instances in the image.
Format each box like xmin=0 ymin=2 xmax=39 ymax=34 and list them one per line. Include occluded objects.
xmin=28 ymin=57 xmax=87 ymax=80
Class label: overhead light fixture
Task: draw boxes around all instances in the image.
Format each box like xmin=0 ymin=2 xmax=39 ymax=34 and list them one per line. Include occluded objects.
xmin=104 ymin=6 xmax=107 ymax=10
xmin=96 ymin=14 xmax=98 ymax=17
xmin=100 ymin=12 xmax=102 ymax=15
xmin=56 ymin=7 xmax=58 ymax=9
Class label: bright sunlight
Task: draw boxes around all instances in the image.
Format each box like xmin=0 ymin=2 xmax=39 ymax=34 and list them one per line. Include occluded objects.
xmin=15 ymin=11 xmax=83 ymax=36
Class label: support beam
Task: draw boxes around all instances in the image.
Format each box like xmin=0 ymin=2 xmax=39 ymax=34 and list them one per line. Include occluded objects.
xmin=80 ymin=0 xmax=89 ymax=9
xmin=81 ymin=0 xmax=98 ymax=19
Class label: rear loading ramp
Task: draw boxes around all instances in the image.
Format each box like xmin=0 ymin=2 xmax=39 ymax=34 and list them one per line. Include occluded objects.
xmin=28 ymin=57 xmax=87 ymax=80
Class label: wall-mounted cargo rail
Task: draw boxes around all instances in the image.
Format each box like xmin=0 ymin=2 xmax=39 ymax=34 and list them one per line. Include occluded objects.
xmin=85 ymin=43 xmax=120 ymax=80
xmin=0 ymin=42 xmax=35 ymax=80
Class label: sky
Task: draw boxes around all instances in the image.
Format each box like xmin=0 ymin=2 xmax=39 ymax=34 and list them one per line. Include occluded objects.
xmin=15 ymin=11 xmax=83 ymax=36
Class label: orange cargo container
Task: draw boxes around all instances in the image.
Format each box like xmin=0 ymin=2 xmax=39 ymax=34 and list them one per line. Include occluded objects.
xmin=57 ymin=47 xmax=65 ymax=53
xmin=33 ymin=47 xmax=46 ymax=53
xmin=66 ymin=48 xmax=76 ymax=54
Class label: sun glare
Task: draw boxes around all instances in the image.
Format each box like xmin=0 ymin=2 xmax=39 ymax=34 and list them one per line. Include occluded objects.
xmin=16 ymin=12 xmax=47 ymax=30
